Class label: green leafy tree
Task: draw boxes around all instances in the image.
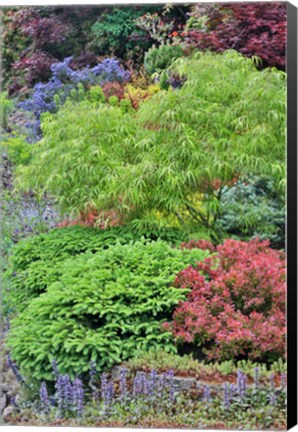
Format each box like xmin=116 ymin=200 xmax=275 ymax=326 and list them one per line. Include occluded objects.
xmin=17 ymin=51 xmax=286 ymax=239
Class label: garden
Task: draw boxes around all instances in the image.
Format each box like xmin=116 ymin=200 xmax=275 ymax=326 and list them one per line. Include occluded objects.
xmin=0 ymin=3 xmax=286 ymax=429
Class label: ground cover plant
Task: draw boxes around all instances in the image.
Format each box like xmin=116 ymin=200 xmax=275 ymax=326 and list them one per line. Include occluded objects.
xmin=6 ymin=364 xmax=287 ymax=429
xmin=1 ymin=3 xmax=286 ymax=429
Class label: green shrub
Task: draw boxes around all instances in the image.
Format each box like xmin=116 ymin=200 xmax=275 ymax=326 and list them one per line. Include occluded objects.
xmin=108 ymin=95 xmax=119 ymax=106
xmin=0 ymin=91 xmax=14 ymax=130
xmin=5 ymin=224 xmax=188 ymax=313
xmin=215 ymin=176 xmax=285 ymax=248
xmin=7 ymin=240 xmax=209 ymax=382
xmin=144 ymin=44 xmax=184 ymax=75
xmin=1 ymin=134 xmax=32 ymax=166
xmin=87 ymin=86 xmax=106 ymax=104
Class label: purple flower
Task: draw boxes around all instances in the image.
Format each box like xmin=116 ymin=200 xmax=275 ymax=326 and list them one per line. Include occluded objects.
xmin=166 ymin=369 xmax=175 ymax=401
xmin=62 ymin=374 xmax=73 ymax=408
xmin=280 ymin=373 xmax=286 ymax=389
xmin=133 ymin=373 xmax=142 ymax=396
xmin=119 ymin=368 xmax=128 ymax=399
xmin=270 ymin=373 xmax=275 ymax=390
xmin=223 ymin=383 xmax=230 ymax=409
xmin=40 ymin=381 xmax=49 ymax=410
xmin=52 ymin=359 xmax=59 ymax=380
xmin=6 ymin=354 xmax=25 ymax=384
xmin=73 ymin=377 xmax=84 ymax=416
xmin=237 ymin=369 xmax=247 ymax=398
xmin=89 ymin=361 xmax=98 ymax=400
xmin=18 ymin=56 xmax=130 ymax=142
xmin=270 ymin=392 xmax=277 ymax=406
xmin=203 ymin=385 xmax=211 ymax=403
xmin=55 ymin=374 xmax=65 ymax=414
xmin=100 ymin=372 xmax=108 ymax=400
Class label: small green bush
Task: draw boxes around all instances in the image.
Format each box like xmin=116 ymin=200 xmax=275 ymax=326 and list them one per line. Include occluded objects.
xmin=1 ymin=134 xmax=32 ymax=166
xmin=5 ymin=224 xmax=188 ymax=313
xmin=7 ymin=240 xmax=209 ymax=382
xmin=144 ymin=44 xmax=184 ymax=75
xmin=87 ymin=86 xmax=106 ymax=104
xmin=108 ymin=95 xmax=119 ymax=106
xmin=0 ymin=91 xmax=14 ymax=130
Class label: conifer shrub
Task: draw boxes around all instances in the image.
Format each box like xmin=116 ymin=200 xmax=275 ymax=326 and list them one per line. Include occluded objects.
xmin=5 ymin=224 xmax=188 ymax=313
xmin=215 ymin=177 xmax=285 ymax=249
xmin=7 ymin=240 xmax=210 ymax=382
xmin=164 ymin=238 xmax=286 ymax=362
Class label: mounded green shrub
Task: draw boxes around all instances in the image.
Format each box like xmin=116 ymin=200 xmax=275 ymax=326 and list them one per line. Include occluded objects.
xmin=7 ymin=240 xmax=209 ymax=382
xmin=5 ymin=224 xmax=188 ymax=313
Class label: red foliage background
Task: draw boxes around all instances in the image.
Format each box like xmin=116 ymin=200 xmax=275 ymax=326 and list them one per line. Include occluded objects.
xmin=181 ymin=2 xmax=286 ymax=70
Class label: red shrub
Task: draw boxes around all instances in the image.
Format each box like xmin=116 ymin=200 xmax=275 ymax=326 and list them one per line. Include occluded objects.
xmin=182 ymin=2 xmax=286 ymax=70
xmin=13 ymin=51 xmax=55 ymax=85
xmin=102 ymin=82 xmax=125 ymax=101
xmin=57 ymin=207 xmax=123 ymax=229
xmin=164 ymin=238 xmax=286 ymax=362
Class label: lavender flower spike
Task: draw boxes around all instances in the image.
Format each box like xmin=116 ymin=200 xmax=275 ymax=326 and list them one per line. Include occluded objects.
xmin=73 ymin=377 xmax=84 ymax=417
xmin=223 ymin=383 xmax=230 ymax=409
xmin=40 ymin=381 xmax=49 ymax=410
xmin=119 ymin=368 xmax=128 ymax=399
xmin=203 ymin=385 xmax=211 ymax=403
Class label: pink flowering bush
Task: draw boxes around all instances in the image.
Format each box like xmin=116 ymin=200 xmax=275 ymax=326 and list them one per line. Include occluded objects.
xmin=165 ymin=238 xmax=286 ymax=362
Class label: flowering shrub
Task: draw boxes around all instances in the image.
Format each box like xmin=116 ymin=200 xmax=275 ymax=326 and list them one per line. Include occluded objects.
xmin=6 ymin=359 xmax=286 ymax=429
xmin=18 ymin=57 xmax=130 ymax=141
xmin=165 ymin=238 xmax=286 ymax=362
xmin=7 ymin=240 xmax=209 ymax=381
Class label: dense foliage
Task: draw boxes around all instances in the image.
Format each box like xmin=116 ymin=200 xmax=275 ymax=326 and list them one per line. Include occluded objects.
xmin=165 ymin=238 xmax=286 ymax=362
xmin=2 ymin=4 xmax=287 ymax=428
xmin=215 ymin=177 xmax=285 ymax=248
xmin=182 ymin=2 xmax=286 ymax=69
xmin=2 ymin=5 xmax=190 ymax=93
xmin=17 ymin=51 xmax=285 ymax=238
xmin=7 ymin=240 xmax=209 ymax=382
xmin=2 ymin=6 xmax=101 ymax=92
xmin=5 ymin=224 xmax=188 ymax=313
